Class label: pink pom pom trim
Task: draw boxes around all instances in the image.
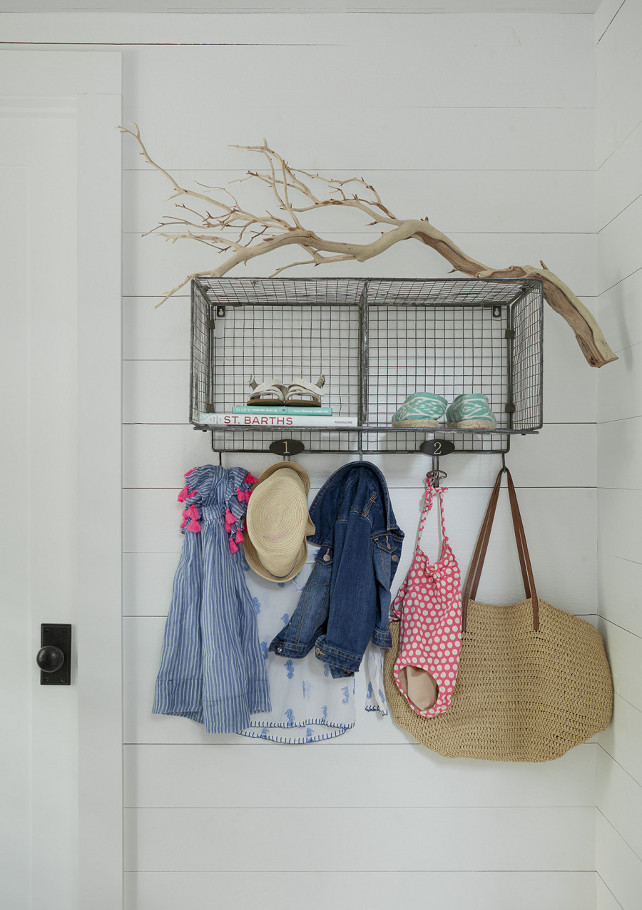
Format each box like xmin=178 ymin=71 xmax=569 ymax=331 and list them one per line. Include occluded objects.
xmin=224 ymin=508 xmax=236 ymax=533
xmin=229 ymin=537 xmax=238 ymax=553
xmin=186 ymin=519 xmax=201 ymax=533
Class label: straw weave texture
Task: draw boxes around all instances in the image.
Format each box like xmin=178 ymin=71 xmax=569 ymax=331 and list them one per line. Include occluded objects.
xmin=245 ymin=463 xmax=314 ymax=582
xmin=384 ymin=598 xmax=613 ymax=762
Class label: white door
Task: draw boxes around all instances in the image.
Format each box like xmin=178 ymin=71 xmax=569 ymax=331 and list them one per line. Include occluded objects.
xmin=0 ymin=52 xmax=122 ymax=909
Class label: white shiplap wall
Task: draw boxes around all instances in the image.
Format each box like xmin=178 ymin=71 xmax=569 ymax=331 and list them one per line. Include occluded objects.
xmin=1 ymin=10 xmax=602 ymax=909
xmin=595 ymin=1 xmax=642 ymax=908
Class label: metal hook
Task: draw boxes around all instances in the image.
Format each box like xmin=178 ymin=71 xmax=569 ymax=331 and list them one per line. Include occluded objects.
xmin=427 ymin=455 xmax=447 ymax=489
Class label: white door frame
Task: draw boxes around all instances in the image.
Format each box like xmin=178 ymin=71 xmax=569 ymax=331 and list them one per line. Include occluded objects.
xmin=0 ymin=50 xmax=123 ymax=908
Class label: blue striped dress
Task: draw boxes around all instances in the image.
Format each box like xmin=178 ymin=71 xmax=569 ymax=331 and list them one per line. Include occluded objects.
xmin=152 ymin=465 xmax=271 ymax=733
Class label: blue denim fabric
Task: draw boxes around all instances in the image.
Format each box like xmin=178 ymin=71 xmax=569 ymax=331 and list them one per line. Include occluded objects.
xmin=269 ymin=462 xmax=404 ymax=678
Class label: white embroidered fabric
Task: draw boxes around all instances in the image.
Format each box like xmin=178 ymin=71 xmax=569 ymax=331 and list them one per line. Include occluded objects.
xmin=237 ymin=550 xmax=388 ymax=744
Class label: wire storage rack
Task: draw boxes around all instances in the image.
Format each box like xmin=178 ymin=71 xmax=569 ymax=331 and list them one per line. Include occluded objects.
xmin=191 ymin=277 xmax=543 ymax=455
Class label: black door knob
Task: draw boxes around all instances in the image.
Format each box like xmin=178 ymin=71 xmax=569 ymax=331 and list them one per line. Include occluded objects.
xmin=37 ymin=645 xmax=65 ymax=674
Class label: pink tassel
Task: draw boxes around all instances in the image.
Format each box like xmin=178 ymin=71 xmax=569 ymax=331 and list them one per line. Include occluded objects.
xmin=244 ymin=472 xmax=259 ymax=485
xmin=177 ymin=484 xmax=189 ymax=503
xmin=224 ymin=508 xmax=236 ymax=533
xmin=186 ymin=519 xmax=201 ymax=533
xmin=180 ymin=518 xmax=187 ymax=529
xmin=229 ymin=537 xmax=238 ymax=553
xmin=236 ymin=488 xmax=251 ymax=503
xmin=184 ymin=468 xmax=195 ymax=477
xmin=235 ymin=528 xmax=244 ymax=544
xmin=186 ymin=504 xmax=200 ymax=520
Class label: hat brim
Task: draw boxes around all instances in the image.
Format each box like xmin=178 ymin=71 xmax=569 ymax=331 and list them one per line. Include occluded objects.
xmin=243 ymin=535 xmax=310 ymax=583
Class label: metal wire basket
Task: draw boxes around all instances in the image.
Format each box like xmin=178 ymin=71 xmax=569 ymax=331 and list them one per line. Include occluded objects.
xmin=190 ymin=277 xmax=543 ymax=455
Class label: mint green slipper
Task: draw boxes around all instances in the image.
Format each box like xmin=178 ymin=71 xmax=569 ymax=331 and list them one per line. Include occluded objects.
xmin=392 ymin=393 xmax=448 ymax=428
xmin=446 ymin=394 xmax=496 ymax=429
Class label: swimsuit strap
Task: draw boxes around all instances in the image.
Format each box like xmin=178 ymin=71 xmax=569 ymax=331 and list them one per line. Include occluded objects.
xmin=390 ymin=481 xmax=449 ymax=623
xmin=415 ymin=480 xmax=434 ymax=543
xmin=437 ymin=484 xmax=449 ymax=542
xmin=415 ymin=480 xmax=448 ymax=551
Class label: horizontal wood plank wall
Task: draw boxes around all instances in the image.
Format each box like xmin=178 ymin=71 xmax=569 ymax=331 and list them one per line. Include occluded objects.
xmin=0 ymin=10 xmax=599 ymax=909
xmin=596 ymin=1 xmax=642 ymax=908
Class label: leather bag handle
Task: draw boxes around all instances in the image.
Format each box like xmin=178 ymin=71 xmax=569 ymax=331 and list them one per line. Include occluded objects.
xmin=467 ymin=468 xmax=532 ymax=606
xmin=462 ymin=467 xmax=539 ymax=632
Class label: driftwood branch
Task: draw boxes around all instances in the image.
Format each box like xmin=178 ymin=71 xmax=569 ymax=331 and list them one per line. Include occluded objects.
xmin=120 ymin=124 xmax=617 ymax=368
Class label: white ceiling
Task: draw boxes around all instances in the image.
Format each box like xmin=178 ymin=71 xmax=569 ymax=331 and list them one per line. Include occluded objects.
xmin=0 ymin=0 xmax=600 ymax=14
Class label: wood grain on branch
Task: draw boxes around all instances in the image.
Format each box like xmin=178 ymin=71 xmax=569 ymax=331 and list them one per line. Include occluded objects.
xmin=120 ymin=124 xmax=617 ymax=368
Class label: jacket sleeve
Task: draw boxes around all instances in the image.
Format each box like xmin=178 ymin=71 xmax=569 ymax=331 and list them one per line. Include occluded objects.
xmin=315 ymin=508 xmax=380 ymax=678
xmin=269 ymin=548 xmax=332 ymax=659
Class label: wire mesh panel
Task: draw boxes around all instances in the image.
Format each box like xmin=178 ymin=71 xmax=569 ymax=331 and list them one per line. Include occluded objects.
xmin=206 ymin=427 xmax=363 ymax=455
xmin=190 ymin=280 xmax=212 ymax=422
xmin=364 ymin=278 xmax=539 ymax=454
xmin=193 ymin=278 xmax=365 ymax=453
xmin=190 ymin=277 xmax=543 ymax=455
xmin=510 ymin=283 xmax=543 ymax=431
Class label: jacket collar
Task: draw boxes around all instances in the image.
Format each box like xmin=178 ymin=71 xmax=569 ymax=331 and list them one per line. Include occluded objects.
xmin=307 ymin=461 xmax=398 ymax=543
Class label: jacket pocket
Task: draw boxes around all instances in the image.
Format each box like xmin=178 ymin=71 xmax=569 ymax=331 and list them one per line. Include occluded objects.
xmin=312 ymin=544 xmax=333 ymax=578
xmin=372 ymin=532 xmax=399 ymax=580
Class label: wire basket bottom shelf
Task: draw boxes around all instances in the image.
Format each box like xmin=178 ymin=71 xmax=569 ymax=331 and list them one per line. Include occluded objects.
xmin=203 ymin=426 xmax=534 ymax=455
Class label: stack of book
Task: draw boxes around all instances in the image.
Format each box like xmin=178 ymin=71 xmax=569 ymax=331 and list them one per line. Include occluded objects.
xmin=199 ymin=405 xmax=358 ymax=428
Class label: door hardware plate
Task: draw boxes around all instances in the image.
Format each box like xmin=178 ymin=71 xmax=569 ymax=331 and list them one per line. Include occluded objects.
xmin=39 ymin=623 xmax=72 ymax=686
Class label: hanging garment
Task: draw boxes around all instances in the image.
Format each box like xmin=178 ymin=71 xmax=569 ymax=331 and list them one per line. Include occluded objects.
xmin=237 ymin=555 xmax=388 ymax=744
xmin=391 ymin=480 xmax=462 ymax=717
xmin=270 ymin=461 xmax=404 ymax=678
xmin=152 ymin=465 xmax=271 ymax=734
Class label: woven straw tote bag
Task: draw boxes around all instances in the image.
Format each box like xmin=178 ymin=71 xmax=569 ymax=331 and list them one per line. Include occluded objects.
xmin=384 ymin=467 xmax=613 ymax=762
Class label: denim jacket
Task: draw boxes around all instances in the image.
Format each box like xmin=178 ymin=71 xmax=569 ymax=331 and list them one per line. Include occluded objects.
xmin=269 ymin=462 xmax=404 ymax=678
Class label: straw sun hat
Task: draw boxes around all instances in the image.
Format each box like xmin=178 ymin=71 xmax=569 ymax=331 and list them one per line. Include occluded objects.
xmin=244 ymin=462 xmax=315 ymax=583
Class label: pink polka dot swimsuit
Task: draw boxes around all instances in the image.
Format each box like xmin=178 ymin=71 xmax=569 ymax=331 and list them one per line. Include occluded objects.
xmin=391 ymin=481 xmax=462 ymax=717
